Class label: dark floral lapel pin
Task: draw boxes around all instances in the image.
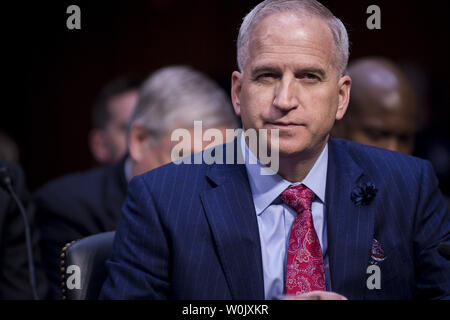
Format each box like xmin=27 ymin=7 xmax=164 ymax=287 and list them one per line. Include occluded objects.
xmin=351 ymin=181 xmax=378 ymax=207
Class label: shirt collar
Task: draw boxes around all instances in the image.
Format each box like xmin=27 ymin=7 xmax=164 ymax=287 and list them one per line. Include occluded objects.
xmin=241 ymin=133 xmax=328 ymax=215
xmin=124 ymin=156 xmax=133 ymax=183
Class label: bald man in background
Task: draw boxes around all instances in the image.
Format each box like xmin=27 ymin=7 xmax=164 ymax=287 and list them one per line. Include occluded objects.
xmin=332 ymin=57 xmax=419 ymax=155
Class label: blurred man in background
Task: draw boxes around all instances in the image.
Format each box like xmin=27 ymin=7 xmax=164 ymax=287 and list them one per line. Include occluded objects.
xmin=332 ymin=57 xmax=419 ymax=154
xmin=89 ymin=76 xmax=142 ymax=165
xmin=127 ymin=65 xmax=238 ymax=178
xmin=34 ymin=65 xmax=238 ymax=299
xmin=333 ymin=58 xmax=450 ymax=207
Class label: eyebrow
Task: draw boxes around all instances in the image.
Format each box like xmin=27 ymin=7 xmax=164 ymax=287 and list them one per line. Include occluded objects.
xmin=298 ymin=67 xmax=326 ymax=79
xmin=251 ymin=65 xmax=279 ymax=75
xmin=250 ymin=65 xmax=327 ymax=79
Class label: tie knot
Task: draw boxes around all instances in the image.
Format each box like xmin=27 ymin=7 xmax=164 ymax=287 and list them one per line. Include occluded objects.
xmin=280 ymin=184 xmax=315 ymax=213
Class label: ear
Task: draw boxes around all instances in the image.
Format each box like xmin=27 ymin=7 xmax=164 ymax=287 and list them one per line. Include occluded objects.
xmin=128 ymin=124 xmax=151 ymax=163
xmin=335 ymin=74 xmax=352 ymax=121
xmin=231 ymin=71 xmax=243 ymax=116
xmin=89 ymin=129 xmax=109 ymax=163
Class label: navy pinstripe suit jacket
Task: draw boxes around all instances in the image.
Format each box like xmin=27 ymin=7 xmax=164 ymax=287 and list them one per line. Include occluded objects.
xmin=100 ymin=138 xmax=450 ymax=300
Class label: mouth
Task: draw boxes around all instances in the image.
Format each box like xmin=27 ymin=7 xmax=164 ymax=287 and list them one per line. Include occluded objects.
xmin=265 ymin=121 xmax=302 ymax=129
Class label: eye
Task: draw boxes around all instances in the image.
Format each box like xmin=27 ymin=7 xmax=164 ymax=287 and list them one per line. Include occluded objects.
xmin=306 ymin=73 xmax=319 ymax=79
xmin=364 ymin=129 xmax=387 ymax=141
xmin=299 ymin=73 xmax=320 ymax=82
xmin=253 ymin=72 xmax=279 ymax=84
xmin=258 ymin=73 xmax=277 ymax=80
xmin=399 ymin=134 xmax=412 ymax=143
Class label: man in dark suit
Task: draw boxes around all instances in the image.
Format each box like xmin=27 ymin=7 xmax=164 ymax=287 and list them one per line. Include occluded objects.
xmin=100 ymin=0 xmax=449 ymax=300
xmin=34 ymin=157 xmax=128 ymax=299
xmin=0 ymin=160 xmax=48 ymax=299
xmin=34 ymin=65 xmax=238 ymax=299
xmin=34 ymin=76 xmax=143 ymax=299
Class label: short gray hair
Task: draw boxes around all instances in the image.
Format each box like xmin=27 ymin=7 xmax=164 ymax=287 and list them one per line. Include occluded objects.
xmin=237 ymin=0 xmax=349 ymax=75
xmin=130 ymin=65 xmax=238 ymax=139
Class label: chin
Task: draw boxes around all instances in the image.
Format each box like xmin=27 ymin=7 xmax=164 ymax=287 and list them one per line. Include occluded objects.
xmin=275 ymin=139 xmax=310 ymax=158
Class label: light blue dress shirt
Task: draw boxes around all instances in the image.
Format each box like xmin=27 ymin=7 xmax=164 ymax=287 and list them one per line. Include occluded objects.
xmin=240 ymin=134 xmax=330 ymax=299
xmin=124 ymin=157 xmax=133 ymax=182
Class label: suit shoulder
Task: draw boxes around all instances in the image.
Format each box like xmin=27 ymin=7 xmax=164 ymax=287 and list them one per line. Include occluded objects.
xmin=331 ymin=138 xmax=429 ymax=171
xmin=36 ymin=165 xmax=110 ymax=194
xmin=139 ymin=157 xmax=209 ymax=183
xmin=33 ymin=165 xmax=113 ymax=208
xmin=130 ymin=156 xmax=214 ymax=202
xmin=330 ymin=139 xmax=439 ymax=207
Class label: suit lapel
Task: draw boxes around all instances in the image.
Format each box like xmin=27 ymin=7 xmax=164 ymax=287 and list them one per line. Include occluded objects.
xmin=200 ymin=140 xmax=265 ymax=299
xmin=325 ymin=139 xmax=376 ymax=299
xmin=198 ymin=138 xmax=376 ymax=299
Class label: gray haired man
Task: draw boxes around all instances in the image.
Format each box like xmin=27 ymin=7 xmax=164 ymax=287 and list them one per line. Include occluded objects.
xmin=127 ymin=65 xmax=238 ymax=178
xmin=100 ymin=0 xmax=450 ymax=300
xmin=34 ymin=65 xmax=237 ymax=298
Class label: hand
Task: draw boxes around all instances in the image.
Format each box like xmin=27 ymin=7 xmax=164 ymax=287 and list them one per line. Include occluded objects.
xmin=282 ymin=290 xmax=348 ymax=300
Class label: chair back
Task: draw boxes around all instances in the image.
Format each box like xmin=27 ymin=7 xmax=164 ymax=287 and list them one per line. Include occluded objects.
xmin=60 ymin=231 xmax=115 ymax=300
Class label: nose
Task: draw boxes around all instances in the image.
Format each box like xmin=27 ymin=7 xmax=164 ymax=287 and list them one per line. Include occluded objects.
xmin=273 ymin=77 xmax=299 ymax=111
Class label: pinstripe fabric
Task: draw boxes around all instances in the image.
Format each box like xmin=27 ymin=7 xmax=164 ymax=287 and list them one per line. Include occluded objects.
xmin=326 ymin=139 xmax=450 ymax=300
xmin=100 ymin=138 xmax=450 ymax=300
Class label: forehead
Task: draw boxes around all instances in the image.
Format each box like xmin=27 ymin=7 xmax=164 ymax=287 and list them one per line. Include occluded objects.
xmin=351 ymin=112 xmax=417 ymax=135
xmin=352 ymin=84 xmax=417 ymax=118
xmin=108 ymin=90 xmax=138 ymax=119
xmin=349 ymin=94 xmax=418 ymax=133
xmin=247 ymin=12 xmax=335 ymax=70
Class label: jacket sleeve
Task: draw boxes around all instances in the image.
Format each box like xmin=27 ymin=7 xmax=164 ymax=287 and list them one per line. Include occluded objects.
xmin=100 ymin=174 xmax=170 ymax=299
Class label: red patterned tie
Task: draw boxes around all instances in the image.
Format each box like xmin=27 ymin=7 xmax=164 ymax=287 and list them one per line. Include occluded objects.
xmin=280 ymin=184 xmax=326 ymax=295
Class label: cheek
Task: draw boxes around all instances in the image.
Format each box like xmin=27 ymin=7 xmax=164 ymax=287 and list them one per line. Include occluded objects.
xmin=317 ymin=88 xmax=340 ymax=119
xmin=153 ymin=143 xmax=173 ymax=167
xmin=240 ymin=85 xmax=272 ymax=125
xmin=143 ymin=152 xmax=155 ymax=169
xmin=116 ymin=131 xmax=127 ymax=147
xmin=306 ymin=94 xmax=336 ymax=122
xmin=137 ymin=145 xmax=156 ymax=172
xmin=106 ymin=124 xmax=124 ymax=143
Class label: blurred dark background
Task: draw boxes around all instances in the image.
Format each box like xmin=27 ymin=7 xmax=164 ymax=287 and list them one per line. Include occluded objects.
xmin=2 ymin=0 xmax=449 ymax=194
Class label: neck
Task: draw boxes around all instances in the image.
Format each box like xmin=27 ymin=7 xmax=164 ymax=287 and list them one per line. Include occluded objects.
xmin=276 ymin=137 xmax=328 ymax=182
xmin=130 ymin=158 xmax=157 ymax=179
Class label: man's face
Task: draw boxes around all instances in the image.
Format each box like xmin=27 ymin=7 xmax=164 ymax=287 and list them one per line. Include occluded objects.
xmin=231 ymin=13 xmax=350 ymax=159
xmin=344 ymin=100 xmax=417 ymax=155
xmin=102 ymin=89 xmax=138 ymax=162
xmin=129 ymin=125 xmax=232 ymax=178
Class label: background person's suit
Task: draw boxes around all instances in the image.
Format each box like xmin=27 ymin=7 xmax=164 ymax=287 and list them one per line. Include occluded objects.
xmin=100 ymin=139 xmax=450 ymax=299
xmin=34 ymin=157 xmax=128 ymax=299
